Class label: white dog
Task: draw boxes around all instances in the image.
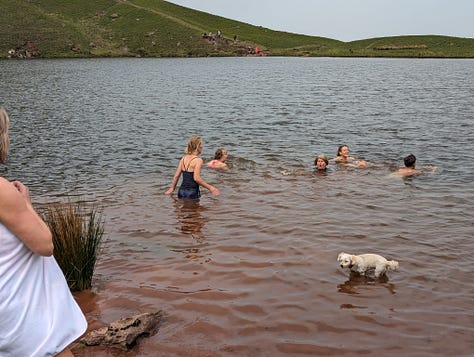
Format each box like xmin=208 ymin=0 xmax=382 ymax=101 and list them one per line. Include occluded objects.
xmin=337 ymin=252 xmax=399 ymax=278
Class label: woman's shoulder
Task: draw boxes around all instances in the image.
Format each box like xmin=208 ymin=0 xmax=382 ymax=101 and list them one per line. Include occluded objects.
xmin=0 ymin=177 xmax=13 ymax=193
xmin=183 ymin=154 xmax=202 ymax=162
xmin=0 ymin=178 xmax=20 ymax=210
xmin=206 ymin=159 xmax=217 ymax=167
xmin=189 ymin=155 xmax=203 ymax=167
xmin=207 ymin=160 xmax=227 ymax=170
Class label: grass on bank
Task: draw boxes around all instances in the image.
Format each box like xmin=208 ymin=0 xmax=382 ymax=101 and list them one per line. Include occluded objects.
xmin=42 ymin=201 xmax=104 ymax=292
xmin=0 ymin=0 xmax=473 ymax=58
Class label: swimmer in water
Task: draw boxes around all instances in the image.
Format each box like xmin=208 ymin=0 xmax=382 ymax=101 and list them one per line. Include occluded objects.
xmin=206 ymin=148 xmax=229 ymax=170
xmin=332 ymin=144 xmax=367 ymax=168
xmin=314 ymin=154 xmax=329 ymax=172
xmin=390 ymin=154 xmax=437 ymax=177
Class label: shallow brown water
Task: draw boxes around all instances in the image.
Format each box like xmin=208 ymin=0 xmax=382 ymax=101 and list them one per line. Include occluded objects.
xmin=71 ymin=166 xmax=473 ymax=357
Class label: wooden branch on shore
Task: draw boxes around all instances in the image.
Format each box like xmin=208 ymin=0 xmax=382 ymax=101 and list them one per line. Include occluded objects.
xmin=80 ymin=311 xmax=163 ymax=350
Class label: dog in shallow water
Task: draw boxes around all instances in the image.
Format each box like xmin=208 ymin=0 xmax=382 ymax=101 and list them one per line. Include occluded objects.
xmin=337 ymin=252 xmax=399 ymax=278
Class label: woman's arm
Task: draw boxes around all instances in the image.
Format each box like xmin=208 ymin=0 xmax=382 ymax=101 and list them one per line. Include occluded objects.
xmin=217 ymin=162 xmax=228 ymax=170
xmin=165 ymin=159 xmax=183 ymax=195
xmin=0 ymin=178 xmax=53 ymax=256
xmin=193 ymin=159 xmax=220 ymax=195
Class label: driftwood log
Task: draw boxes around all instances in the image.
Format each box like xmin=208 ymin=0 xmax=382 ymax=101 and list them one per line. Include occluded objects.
xmin=80 ymin=311 xmax=163 ymax=350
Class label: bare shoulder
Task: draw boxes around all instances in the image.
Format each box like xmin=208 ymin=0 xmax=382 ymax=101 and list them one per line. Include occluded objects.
xmin=389 ymin=168 xmax=423 ymax=177
xmin=0 ymin=178 xmax=23 ymax=216
xmin=192 ymin=156 xmax=204 ymax=168
xmin=0 ymin=177 xmax=15 ymax=198
xmin=195 ymin=156 xmax=204 ymax=164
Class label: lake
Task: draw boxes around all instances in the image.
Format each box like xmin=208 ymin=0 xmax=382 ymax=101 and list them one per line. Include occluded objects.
xmin=1 ymin=57 xmax=473 ymax=356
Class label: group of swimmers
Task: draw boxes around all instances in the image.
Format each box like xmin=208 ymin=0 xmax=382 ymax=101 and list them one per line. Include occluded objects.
xmin=314 ymin=144 xmax=435 ymax=178
xmin=165 ymin=137 xmax=435 ymax=199
xmin=313 ymin=144 xmax=367 ymax=172
xmin=314 ymin=145 xmax=436 ymax=177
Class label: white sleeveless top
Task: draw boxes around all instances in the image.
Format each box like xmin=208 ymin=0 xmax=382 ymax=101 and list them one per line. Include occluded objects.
xmin=0 ymin=223 xmax=87 ymax=356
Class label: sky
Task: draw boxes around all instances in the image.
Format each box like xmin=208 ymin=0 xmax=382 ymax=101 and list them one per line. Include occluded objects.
xmin=167 ymin=0 xmax=473 ymax=42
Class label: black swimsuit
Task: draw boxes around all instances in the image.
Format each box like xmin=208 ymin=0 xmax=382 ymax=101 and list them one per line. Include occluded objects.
xmin=178 ymin=157 xmax=201 ymax=199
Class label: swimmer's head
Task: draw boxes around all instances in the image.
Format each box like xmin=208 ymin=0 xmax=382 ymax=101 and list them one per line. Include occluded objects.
xmin=315 ymin=154 xmax=328 ymax=170
xmin=337 ymin=145 xmax=349 ymax=157
xmin=214 ymin=148 xmax=228 ymax=161
xmin=404 ymin=154 xmax=416 ymax=168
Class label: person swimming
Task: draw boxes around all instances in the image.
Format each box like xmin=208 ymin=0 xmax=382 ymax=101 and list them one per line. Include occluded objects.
xmin=390 ymin=154 xmax=437 ymax=177
xmin=332 ymin=144 xmax=367 ymax=168
xmin=314 ymin=154 xmax=329 ymax=171
xmin=206 ymin=148 xmax=229 ymax=170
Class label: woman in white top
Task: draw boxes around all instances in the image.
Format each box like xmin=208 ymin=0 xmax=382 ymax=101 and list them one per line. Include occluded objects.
xmin=0 ymin=106 xmax=87 ymax=357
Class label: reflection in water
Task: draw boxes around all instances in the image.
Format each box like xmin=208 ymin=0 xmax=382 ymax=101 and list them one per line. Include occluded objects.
xmin=171 ymin=197 xmax=208 ymax=241
xmin=337 ymin=272 xmax=397 ymax=295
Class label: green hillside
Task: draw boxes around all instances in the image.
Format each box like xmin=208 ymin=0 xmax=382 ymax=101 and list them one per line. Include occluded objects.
xmin=1 ymin=0 xmax=473 ymax=59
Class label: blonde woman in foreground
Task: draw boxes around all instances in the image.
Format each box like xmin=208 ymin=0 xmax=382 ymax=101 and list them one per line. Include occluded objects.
xmin=165 ymin=136 xmax=220 ymax=198
xmin=0 ymin=106 xmax=87 ymax=357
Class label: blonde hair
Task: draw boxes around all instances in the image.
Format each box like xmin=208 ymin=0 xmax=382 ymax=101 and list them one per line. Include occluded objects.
xmin=0 ymin=106 xmax=9 ymax=163
xmin=184 ymin=136 xmax=202 ymax=154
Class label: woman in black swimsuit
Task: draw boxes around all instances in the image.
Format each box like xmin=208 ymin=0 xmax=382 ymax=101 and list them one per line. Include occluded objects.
xmin=165 ymin=136 xmax=220 ymax=198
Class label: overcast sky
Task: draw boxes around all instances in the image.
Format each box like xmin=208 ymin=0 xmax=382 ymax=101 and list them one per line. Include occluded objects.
xmin=167 ymin=0 xmax=473 ymax=42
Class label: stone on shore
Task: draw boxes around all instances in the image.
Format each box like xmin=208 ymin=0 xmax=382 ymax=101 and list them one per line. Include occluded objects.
xmin=80 ymin=311 xmax=163 ymax=350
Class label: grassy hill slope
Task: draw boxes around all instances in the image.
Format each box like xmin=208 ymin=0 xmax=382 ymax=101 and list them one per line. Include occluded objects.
xmin=1 ymin=0 xmax=472 ymax=58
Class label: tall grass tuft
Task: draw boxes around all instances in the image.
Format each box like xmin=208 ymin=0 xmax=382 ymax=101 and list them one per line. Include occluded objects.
xmin=43 ymin=201 xmax=104 ymax=291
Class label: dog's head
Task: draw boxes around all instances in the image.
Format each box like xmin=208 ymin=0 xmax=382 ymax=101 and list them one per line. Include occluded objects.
xmin=387 ymin=260 xmax=399 ymax=271
xmin=337 ymin=252 xmax=355 ymax=269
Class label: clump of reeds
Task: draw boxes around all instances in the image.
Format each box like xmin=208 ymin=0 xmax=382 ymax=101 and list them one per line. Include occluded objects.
xmin=42 ymin=201 xmax=104 ymax=291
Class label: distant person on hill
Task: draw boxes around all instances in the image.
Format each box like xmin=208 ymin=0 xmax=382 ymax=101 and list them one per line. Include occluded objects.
xmin=390 ymin=154 xmax=437 ymax=177
xmin=332 ymin=144 xmax=367 ymax=168
xmin=206 ymin=148 xmax=229 ymax=170
xmin=0 ymin=106 xmax=87 ymax=357
xmin=165 ymin=136 xmax=220 ymax=198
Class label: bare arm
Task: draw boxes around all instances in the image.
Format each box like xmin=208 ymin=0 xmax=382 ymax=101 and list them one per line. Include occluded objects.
xmin=421 ymin=165 xmax=437 ymax=173
xmin=165 ymin=159 xmax=183 ymax=195
xmin=0 ymin=178 xmax=53 ymax=256
xmin=216 ymin=162 xmax=228 ymax=170
xmin=193 ymin=159 xmax=220 ymax=195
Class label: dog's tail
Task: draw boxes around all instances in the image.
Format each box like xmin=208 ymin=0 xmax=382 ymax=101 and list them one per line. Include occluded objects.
xmin=387 ymin=260 xmax=399 ymax=271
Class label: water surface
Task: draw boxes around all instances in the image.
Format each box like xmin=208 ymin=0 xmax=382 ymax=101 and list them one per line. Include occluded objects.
xmin=1 ymin=57 xmax=473 ymax=356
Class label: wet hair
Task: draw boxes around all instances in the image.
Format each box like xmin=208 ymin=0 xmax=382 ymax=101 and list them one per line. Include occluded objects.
xmin=404 ymin=154 xmax=416 ymax=168
xmin=0 ymin=106 xmax=9 ymax=163
xmin=337 ymin=145 xmax=348 ymax=156
xmin=214 ymin=148 xmax=227 ymax=160
xmin=314 ymin=154 xmax=328 ymax=166
xmin=184 ymin=136 xmax=202 ymax=154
